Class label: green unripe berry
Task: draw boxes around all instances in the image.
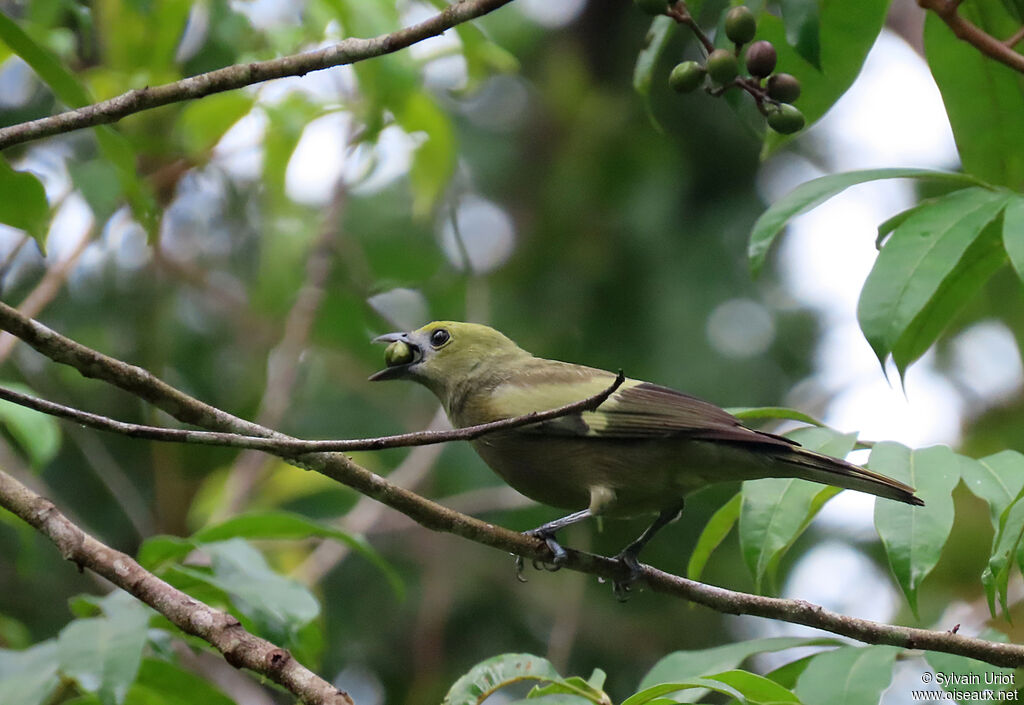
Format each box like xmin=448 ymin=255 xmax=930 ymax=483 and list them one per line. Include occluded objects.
xmin=744 ymin=40 xmax=777 ymax=78
xmin=669 ymin=61 xmax=706 ymax=93
xmin=633 ymin=0 xmax=669 ymax=15
xmin=384 ymin=340 xmax=414 ymax=367
xmin=724 ymin=6 xmax=757 ymax=45
xmin=766 ymin=103 xmax=805 ymax=134
xmin=706 ymin=49 xmax=739 ymax=84
xmin=766 ymin=73 xmax=801 ymax=103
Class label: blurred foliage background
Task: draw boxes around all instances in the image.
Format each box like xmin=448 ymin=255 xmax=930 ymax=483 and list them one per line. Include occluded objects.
xmin=1 ymin=0 xmax=1024 ymax=703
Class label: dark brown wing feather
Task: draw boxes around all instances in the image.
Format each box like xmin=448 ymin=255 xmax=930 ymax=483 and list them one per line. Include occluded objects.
xmin=533 ymin=380 xmax=796 ymax=450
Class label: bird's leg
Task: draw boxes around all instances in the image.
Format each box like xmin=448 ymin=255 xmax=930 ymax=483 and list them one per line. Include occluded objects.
xmin=514 ymin=509 xmax=592 ymax=581
xmin=612 ymin=501 xmax=685 ymax=600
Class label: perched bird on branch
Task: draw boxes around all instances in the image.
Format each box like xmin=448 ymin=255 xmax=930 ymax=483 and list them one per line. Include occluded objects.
xmin=370 ymin=321 xmax=923 ymax=591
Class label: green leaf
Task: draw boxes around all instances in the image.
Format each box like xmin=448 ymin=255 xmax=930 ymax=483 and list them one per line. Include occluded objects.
xmin=757 ymin=0 xmax=887 ymax=156
xmin=0 ymin=641 xmax=60 ymax=705
xmin=507 ymin=696 xmax=592 ymax=705
xmin=687 ymin=492 xmax=741 ymax=581
xmin=960 ymin=450 xmax=1024 ymax=529
xmin=623 ymin=681 xmax=744 ymax=705
xmin=136 ymin=535 xmax=194 ymax=570
xmin=127 ymin=659 xmax=236 ymax=705
xmin=795 ymin=646 xmax=899 ymax=705
xmin=0 ymin=161 xmax=49 ymax=249
xmin=324 ymin=0 xmax=418 ymax=134
xmin=983 ymin=484 xmax=1024 ymax=617
xmin=176 ymin=93 xmax=255 ymax=157
xmin=876 ymin=199 xmax=937 ymax=250
xmin=182 ymin=539 xmax=320 ymax=643
xmin=872 ymin=443 xmax=960 ymax=615
xmin=422 ymin=0 xmax=518 ymax=86
xmin=397 ymin=92 xmax=456 ymax=218
xmin=0 ymin=382 xmax=61 ymax=469
xmin=57 ymin=603 xmax=150 ymax=705
xmin=763 ymin=654 xmax=817 ymax=690
xmin=442 ymin=653 xmax=562 ymax=705
xmin=632 ymin=15 xmax=675 ymax=100
xmin=727 ymin=406 xmax=824 ymax=426
xmin=527 ymin=674 xmax=612 ymax=705
xmin=261 ymin=96 xmax=322 ymax=209
xmin=0 ymin=11 xmax=90 ymax=106
xmin=69 ymin=160 xmax=123 ymax=227
xmin=925 ymin=637 xmax=1015 ymax=698
xmin=739 ymin=428 xmax=856 ymax=592
xmin=857 ymin=187 xmax=1011 ymax=376
xmin=194 ymin=510 xmax=403 ymax=599
xmin=748 ymin=169 xmax=987 ymax=274
xmin=703 ymin=670 xmax=801 ymax=705
xmin=626 ymin=670 xmax=801 ymax=705
xmin=778 ymin=0 xmax=821 ymax=69
xmin=1003 ymin=195 xmax=1024 ymax=283
xmin=0 ymin=11 xmax=155 ymax=233
xmin=924 ymin=7 xmax=1024 ymax=188
xmin=639 ymin=637 xmax=842 ymax=699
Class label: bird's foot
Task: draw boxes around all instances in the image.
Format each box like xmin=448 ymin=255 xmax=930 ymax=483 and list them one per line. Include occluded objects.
xmin=514 ymin=529 xmax=568 ymax=582
xmin=611 ymin=550 xmax=643 ymax=602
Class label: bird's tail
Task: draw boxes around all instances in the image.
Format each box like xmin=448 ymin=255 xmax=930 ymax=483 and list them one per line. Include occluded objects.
xmin=778 ymin=446 xmax=924 ymax=506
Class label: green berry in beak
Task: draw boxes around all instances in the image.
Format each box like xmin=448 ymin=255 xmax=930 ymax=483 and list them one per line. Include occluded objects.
xmin=384 ymin=340 xmax=414 ymax=367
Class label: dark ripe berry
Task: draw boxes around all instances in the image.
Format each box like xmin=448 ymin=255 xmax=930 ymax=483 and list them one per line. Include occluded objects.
xmin=669 ymin=61 xmax=706 ymax=93
xmin=634 ymin=0 xmax=669 ymax=15
xmin=744 ymin=40 xmax=777 ymax=78
xmin=706 ymin=49 xmax=739 ymax=84
xmin=767 ymin=73 xmax=801 ymax=103
xmin=724 ymin=6 xmax=757 ymax=45
xmin=766 ymin=104 xmax=805 ymax=134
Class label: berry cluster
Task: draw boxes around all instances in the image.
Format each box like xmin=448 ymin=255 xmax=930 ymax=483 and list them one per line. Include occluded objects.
xmin=637 ymin=1 xmax=806 ymax=135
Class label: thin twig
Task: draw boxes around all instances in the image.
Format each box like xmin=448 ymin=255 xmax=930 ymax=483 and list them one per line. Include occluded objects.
xmin=0 ymin=468 xmax=352 ymax=705
xmin=664 ymin=2 xmax=780 ymax=113
xmin=0 ymin=223 xmax=93 ymax=364
xmin=0 ymin=302 xmax=1021 ymax=668
xmin=918 ymin=0 xmax=1024 ymax=74
xmin=0 ymin=372 xmax=625 ymax=453
xmin=0 ymin=0 xmax=517 ymax=151
xmin=667 ymin=1 xmax=715 ymax=54
xmin=1004 ymin=24 xmax=1024 ymax=48
xmin=0 ymin=233 xmax=31 ymax=281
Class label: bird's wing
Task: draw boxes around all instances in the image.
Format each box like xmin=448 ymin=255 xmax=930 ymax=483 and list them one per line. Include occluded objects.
xmin=485 ymin=362 xmax=795 ymax=448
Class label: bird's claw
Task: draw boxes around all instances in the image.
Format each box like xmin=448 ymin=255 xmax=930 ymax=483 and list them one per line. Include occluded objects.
xmin=612 ymin=550 xmax=643 ymax=602
xmin=513 ymin=529 xmax=568 ymax=582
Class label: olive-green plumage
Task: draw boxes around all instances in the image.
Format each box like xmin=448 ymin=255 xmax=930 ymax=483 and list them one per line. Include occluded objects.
xmin=370 ymin=322 xmax=922 ymax=567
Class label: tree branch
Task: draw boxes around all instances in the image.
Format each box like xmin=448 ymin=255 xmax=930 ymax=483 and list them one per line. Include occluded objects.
xmin=0 ymin=373 xmax=624 ymax=454
xmin=918 ymin=0 xmax=1024 ymax=74
xmin=0 ymin=302 xmax=1022 ymax=668
xmin=0 ymin=0 xmax=516 ymax=151
xmin=0 ymin=467 xmax=353 ymax=705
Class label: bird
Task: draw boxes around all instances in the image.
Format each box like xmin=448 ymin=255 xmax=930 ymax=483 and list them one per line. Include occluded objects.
xmin=369 ymin=321 xmax=923 ymax=590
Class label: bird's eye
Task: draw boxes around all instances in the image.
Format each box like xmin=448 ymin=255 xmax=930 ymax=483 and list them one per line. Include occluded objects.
xmin=430 ymin=328 xmax=451 ymax=348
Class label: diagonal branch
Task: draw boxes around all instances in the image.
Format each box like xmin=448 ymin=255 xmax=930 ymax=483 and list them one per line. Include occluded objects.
xmin=0 ymin=302 xmax=1022 ymax=668
xmin=0 ymin=0 xmax=516 ymax=151
xmin=0 ymin=467 xmax=353 ymax=705
xmin=0 ymin=374 xmax=624 ymax=454
xmin=918 ymin=0 xmax=1024 ymax=74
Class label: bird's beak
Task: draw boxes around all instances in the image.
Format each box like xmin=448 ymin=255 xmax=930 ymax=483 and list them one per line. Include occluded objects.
xmin=368 ymin=332 xmax=421 ymax=381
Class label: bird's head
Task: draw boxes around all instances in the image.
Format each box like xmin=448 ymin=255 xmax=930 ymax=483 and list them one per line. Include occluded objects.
xmin=369 ymin=321 xmax=528 ymax=399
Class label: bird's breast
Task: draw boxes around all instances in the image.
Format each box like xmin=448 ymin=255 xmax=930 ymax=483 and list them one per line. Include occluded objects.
xmin=468 ymin=431 xmax=698 ymax=517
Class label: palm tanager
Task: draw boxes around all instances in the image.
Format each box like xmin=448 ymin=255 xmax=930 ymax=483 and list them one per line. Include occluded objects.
xmin=370 ymin=321 xmax=923 ymax=586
